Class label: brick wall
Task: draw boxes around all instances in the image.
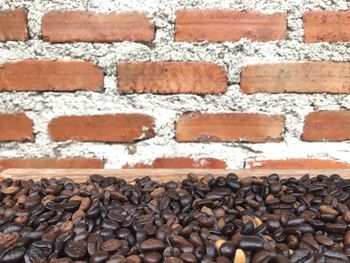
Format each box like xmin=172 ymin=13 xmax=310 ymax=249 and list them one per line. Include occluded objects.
xmin=0 ymin=0 xmax=350 ymax=169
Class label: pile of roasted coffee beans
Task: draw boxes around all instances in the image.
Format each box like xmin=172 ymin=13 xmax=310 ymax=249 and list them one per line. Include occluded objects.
xmin=0 ymin=173 xmax=349 ymax=262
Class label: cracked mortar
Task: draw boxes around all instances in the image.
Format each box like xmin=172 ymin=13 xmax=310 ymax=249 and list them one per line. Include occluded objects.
xmin=0 ymin=0 xmax=350 ymax=168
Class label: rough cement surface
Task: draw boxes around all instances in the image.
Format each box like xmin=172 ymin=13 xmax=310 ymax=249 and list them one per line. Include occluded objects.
xmin=0 ymin=0 xmax=350 ymax=168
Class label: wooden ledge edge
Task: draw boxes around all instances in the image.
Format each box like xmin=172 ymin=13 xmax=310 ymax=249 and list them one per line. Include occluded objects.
xmin=0 ymin=168 xmax=350 ymax=182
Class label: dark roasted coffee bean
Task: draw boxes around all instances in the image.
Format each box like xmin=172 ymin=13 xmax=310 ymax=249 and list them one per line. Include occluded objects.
xmin=90 ymin=251 xmax=109 ymax=263
xmin=251 ymin=249 xmax=276 ymax=263
xmin=164 ymin=257 xmax=184 ymax=263
xmin=1 ymin=247 xmax=26 ymax=263
xmin=325 ymin=222 xmax=346 ymax=234
xmin=324 ymin=249 xmax=348 ymax=262
xmin=315 ymin=235 xmax=334 ymax=247
xmin=64 ymin=240 xmax=87 ymax=260
xmin=287 ymin=235 xmax=299 ymax=249
xmin=280 ymin=195 xmax=296 ymax=204
xmin=299 ymin=233 xmax=319 ymax=251
xmin=219 ymin=242 xmax=235 ymax=258
xmin=290 ymin=249 xmax=313 ymax=263
xmin=140 ymin=239 xmax=165 ymax=252
xmin=238 ymin=236 xmax=264 ymax=250
xmin=144 ymin=252 xmax=162 ymax=263
xmin=179 ymin=252 xmax=197 ymax=263
xmin=1 ymin=173 xmax=350 ymax=262
xmin=87 ymin=233 xmax=103 ymax=256
xmin=101 ymin=239 xmax=121 ymax=253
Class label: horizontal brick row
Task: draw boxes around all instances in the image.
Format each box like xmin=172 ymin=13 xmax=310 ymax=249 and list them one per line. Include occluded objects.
xmin=0 ymin=157 xmax=348 ymax=169
xmin=123 ymin=157 xmax=227 ymax=169
xmin=3 ymin=111 xmax=350 ymax=143
xmin=175 ymin=10 xmax=286 ymax=42
xmin=0 ymin=61 xmax=103 ymax=92
xmin=176 ymin=113 xmax=285 ymax=143
xmin=1 ymin=61 xmax=350 ymax=94
xmin=3 ymin=9 xmax=350 ymax=43
xmin=0 ymin=158 xmax=103 ymax=168
xmin=41 ymin=11 xmax=154 ymax=43
xmin=246 ymin=158 xmax=350 ymax=169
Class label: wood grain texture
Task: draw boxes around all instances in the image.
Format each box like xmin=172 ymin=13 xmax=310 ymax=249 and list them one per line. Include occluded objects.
xmin=1 ymin=169 xmax=349 ymax=183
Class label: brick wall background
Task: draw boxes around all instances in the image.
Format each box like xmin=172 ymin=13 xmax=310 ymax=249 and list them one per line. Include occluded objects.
xmin=1 ymin=0 xmax=350 ymax=169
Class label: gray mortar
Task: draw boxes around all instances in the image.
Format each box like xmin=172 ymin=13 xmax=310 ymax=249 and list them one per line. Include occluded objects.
xmin=0 ymin=0 xmax=349 ymax=168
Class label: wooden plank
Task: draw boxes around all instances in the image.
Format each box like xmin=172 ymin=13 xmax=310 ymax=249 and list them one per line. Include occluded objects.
xmin=0 ymin=168 xmax=350 ymax=183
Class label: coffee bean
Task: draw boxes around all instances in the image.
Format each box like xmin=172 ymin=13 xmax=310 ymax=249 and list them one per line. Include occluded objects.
xmin=101 ymin=239 xmax=121 ymax=253
xmin=320 ymin=205 xmax=338 ymax=216
xmin=1 ymin=186 xmax=20 ymax=195
xmin=179 ymin=252 xmax=197 ymax=263
xmin=219 ymin=242 xmax=235 ymax=258
xmin=251 ymin=249 xmax=276 ymax=263
xmin=214 ymin=240 xmax=225 ymax=254
xmin=238 ymin=236 xmax=264 ymax=250
xmin=144 ymin=252 xmax=162 ymax=263
xmin=90 ymin=251 xmax=109 ymax=263
xmin=287 ymin=235 xmax=299 ymax=249
xmin=0 ymin=173 xmax=349 ymax=262
xmin=325 ymin=222 xmax=346 ymax=234
xmin=290 ymin=249 xmax=313 ymax=263
xmin=164 ymin=257 xmax=184 ymax=263
xmin=1 ymin=247 xmax=26 ymax=263
xmin=64 ymin=240 xmax=87 ymax=260
xmin=324 ymin=250 xmax=348 ymax=262
xmin=315 ymin=235 xmax=334 ymax=247
xmin=280 ymin=195 xmax=296 ymax=204
xmin=233 ymin=249 xmax=246 ymax=263
xmin=344 ymin=230 xmax=350 ymax=245
xmin=140 ymin=239 xmax=165 ymax=252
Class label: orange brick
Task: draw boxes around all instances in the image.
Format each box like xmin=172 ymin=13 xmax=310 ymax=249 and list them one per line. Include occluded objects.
xmin=176 ymin=113 xmax=285 ymax=143
xmin=49 ymin=114 xmax=155 ymax=142
xmin=0 ymin=113 xmax=33 ymax=142
xmin=304 ymin=11 xmax=350 ymax=43
xmin=0 ymin=158 xmax=104 ymax=168
xmin=118 ymin=62 xmax=227 ymax=94
xmin=176 ymin=9 xmax=286 ymax=42
xmin=0 ymin=9 xmax=28 ymax=41
xmin=0 ymin=60 xmax=103 ymax=92
xmin=302 ymin=111 xmax=350 ymax=142
xmin=247 ymin=158 xmax=350 ymax=169
xmin=42 ymin=11 xmax=154 ymax=43
xmin=241 ymin=62 xmax=350 ymax=94
xmin=124 ymin=157 xmax=227 ymax=169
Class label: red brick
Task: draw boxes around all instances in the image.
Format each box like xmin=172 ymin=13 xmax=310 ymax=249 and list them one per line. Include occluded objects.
xmin=0 ymin=9 xmax=28 ymax=41
xmin=247 ymin=158 xmax=350 ymax=169
xmin=176 ymin=113 xmax=285 ymax=142
xmin=302 ymin=111 xmax=350 ymax=142
xmin=123 ymin=157 xmax=227 ymax=169
xmin=0 ymin=60 xmax=103 ymax=92
xmin=0 ymin=113 xmax=33 ymax=142
xmin=304 ymin=11 xmax=350 ymax=43
xmin=118 ymin=62 xmax=227 ymax=94
xmin=0 ymin=158 xmax=104 ymax=168
xmin=49 ymin=114 xmax=155 ymax=142
xmin=42 ymin=11 xmax=154 ymax=43
xmin=241 ymin=62 xmax=350 ymax=94
xmin=176 ymin=10 xmax=286 ymax=42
